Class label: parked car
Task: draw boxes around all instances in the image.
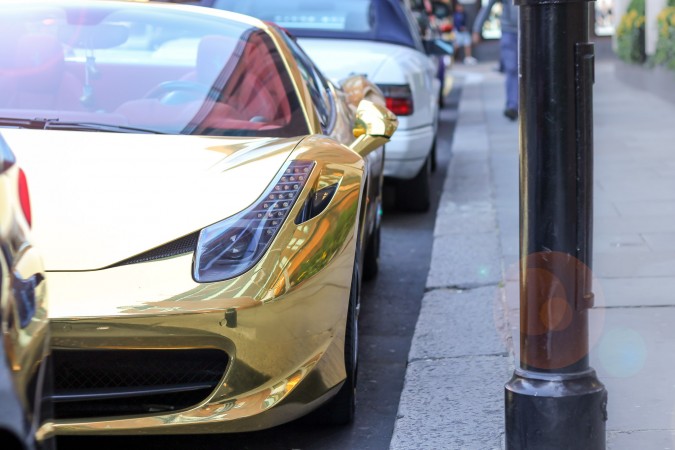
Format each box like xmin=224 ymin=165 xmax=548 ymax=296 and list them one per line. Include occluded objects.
xmin=0 ymin=0 xmax=397 ymax=434
xmin=204 ymin=0 xmax=453 ymax=212
xmin=0 ymin=135 xmax=52 ymax=450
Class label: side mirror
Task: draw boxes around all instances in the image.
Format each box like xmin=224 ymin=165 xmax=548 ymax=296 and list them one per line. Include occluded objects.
xmin=424 ymin=38 xmax=454 ymax=56
xmin=349 ymin=99 xmax=398 ymax=157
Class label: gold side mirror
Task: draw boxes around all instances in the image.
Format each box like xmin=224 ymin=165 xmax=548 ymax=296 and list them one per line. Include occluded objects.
xmin=350 ymin=99 xmax=398 ymax=157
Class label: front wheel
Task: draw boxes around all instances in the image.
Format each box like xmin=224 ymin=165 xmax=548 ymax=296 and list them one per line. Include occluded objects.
xmin=313 ymin=263 xmax=360 ymax=425
xmin=395 ymin=156 xmax=431 ymax=213
xmin=362 ymin=215 xmax=380 ymax=282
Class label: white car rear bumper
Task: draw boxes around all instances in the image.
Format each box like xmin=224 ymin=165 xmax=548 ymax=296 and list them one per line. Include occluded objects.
xmin=384 ymin=124 xmax=435 ymax=180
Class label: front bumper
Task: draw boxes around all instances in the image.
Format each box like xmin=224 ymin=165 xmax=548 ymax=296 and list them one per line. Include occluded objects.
xmin=47 ymin=163 xmax=364 ymax=435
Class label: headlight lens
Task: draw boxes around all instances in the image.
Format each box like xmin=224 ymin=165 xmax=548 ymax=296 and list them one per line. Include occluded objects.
xmin=193 ymin=160 xmax=315 ymax=283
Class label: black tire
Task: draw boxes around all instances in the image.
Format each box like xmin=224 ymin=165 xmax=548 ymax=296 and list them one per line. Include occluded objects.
xmin=437 ymin=60 xmax=446 ymax=109
xmin=315 ymin=264 xmax=360 ymax=425
xmin=430 ymin=136 xmax=438 ymax=173
xmin=395 ymin=156 xmax=431 ymax=213
xmin=438 ymin=82 xmax=445 ymax=109
xmin=362 ymin=218 xmax=380 ymax=282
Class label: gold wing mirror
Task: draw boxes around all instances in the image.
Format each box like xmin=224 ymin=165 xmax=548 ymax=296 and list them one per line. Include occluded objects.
xmin=349 ymin=99 xmax=398 ymax=157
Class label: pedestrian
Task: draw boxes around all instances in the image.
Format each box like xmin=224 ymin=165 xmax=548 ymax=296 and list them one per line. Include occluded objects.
xmin=472 ymin=0 xmax=519 ymax=121
xmin=452 ymin=3 xmax=477 ymax=64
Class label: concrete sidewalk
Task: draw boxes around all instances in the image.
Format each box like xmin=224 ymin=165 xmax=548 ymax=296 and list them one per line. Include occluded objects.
xmin=390 ymin=59 xmax=675 ymax=449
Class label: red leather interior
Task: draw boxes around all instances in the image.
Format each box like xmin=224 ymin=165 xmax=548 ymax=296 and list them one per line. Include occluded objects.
xmin=221 ymin=32 xmax=292 ymax=123
xmin=116 ymin=32 xmax=293 ymax=133
xmin=0 ymin=31 xmax=298 ymax=136
xmin=3 ymin=34 xmax=84 ymax=110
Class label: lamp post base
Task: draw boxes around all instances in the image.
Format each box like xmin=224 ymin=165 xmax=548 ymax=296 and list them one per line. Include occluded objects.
xmin=505 ymin=368 xmax=607 ymax=450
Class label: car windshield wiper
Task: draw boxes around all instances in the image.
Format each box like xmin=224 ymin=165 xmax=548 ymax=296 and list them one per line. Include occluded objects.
xmin=44 ymin=120 xmax=165 ymax=134
xmin=0 ymin=117 xmax=49 ymax=129
xmin=0 ymin=117 xmax=164 ymax=134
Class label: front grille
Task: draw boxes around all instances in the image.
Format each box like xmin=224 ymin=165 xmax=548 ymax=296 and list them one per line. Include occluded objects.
xmin=53 ymin=348 xmax=228 ymax=419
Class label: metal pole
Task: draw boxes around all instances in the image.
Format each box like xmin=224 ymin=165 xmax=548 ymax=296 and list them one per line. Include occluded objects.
xmin=504 ymin=0 xmax=608 ymax=448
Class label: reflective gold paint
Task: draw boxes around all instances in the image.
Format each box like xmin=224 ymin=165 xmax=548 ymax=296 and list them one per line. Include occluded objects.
xmin=28 ymin=3 xmax=399 ymax=435
xmin=354 ymin=100 xmax=399 ymax=139
xmin=49 ymin=148 xmax=364 ymax=434
xmin=5 ymin=130 xmax=302 ymax=271
xmin=351 ymin=100 xmax=399 ymax=157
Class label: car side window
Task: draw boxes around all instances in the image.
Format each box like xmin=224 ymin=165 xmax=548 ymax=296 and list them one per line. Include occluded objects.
xmin=307 ymin=63 xmax=336 ymax=132
xmin=277 ymin=31 xmax=335 ymax=133
xmin=401 ymin=2 xmax=427 ymax=53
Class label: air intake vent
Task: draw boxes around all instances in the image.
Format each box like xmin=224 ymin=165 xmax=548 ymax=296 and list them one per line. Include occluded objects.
xmin=110 ymin=231 xmax=200 ymax=267
xmin=52 ymin=348 xmax=228 ymax=419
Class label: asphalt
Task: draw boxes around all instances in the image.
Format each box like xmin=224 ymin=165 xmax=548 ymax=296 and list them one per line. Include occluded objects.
xmin=389 ymin=59 xmax=675 ymax=449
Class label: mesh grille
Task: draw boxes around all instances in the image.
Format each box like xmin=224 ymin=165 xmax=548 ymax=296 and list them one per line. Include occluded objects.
xmin=53 ymin=348 xmax=228 ymax=419
xmin=110 ymin=231 xmax=199 ymax=267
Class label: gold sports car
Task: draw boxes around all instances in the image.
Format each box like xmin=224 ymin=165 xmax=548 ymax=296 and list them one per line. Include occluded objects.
xmin=0 ymin=134 xmax=52 ymax=448
xmin=0 ymin=0 xmax=397 ymax=435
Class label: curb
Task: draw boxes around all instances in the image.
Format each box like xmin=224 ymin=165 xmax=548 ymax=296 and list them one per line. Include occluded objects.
xmin=390 ymin=72 xmax=514 ymax=450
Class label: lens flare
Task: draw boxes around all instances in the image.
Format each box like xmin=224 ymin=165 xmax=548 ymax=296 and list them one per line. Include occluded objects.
xmin=598 ymin=327 xmax=647 ymax=378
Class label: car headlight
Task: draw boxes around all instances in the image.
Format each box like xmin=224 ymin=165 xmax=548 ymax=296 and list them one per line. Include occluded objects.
xmin=193 ymin=160 xmax=315 ymax=283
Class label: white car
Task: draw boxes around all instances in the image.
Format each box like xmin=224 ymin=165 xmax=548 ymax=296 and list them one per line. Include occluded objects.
xmin=205 ymin=0 xmax=448 ymax=212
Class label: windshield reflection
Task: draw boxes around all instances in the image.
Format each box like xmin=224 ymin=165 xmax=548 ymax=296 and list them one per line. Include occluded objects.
xmin=0 ymin=2 xmax=309 ymax=137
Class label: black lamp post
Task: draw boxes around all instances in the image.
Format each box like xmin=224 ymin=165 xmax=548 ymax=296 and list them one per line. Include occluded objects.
xmin=505 ymin=0 xmax=608 ymax=448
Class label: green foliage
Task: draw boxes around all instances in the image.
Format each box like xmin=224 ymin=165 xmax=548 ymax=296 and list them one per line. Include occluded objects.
xmin=653 ymin=4 xmax=675 ymax=71
xmin=616 ymin=0 xmax=647 ymax=64
xmin=627 ymin=0 xmax=646 ymax=15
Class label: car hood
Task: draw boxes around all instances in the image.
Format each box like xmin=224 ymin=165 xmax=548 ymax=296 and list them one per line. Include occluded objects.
xmin=297 ymin=38 xmax=412 ymax=84
xmin=2 ymin=129 xmax=302 ymax=271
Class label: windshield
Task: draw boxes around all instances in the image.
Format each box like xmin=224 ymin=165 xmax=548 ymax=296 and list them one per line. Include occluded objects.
xmin=212 ymin=0 xmax=374 ymax=33
xmin=0 ymin=2 xmax=309 ymax=137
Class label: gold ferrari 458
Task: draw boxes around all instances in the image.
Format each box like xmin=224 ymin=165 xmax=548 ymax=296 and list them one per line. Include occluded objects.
xmin=0 ymin=0 xmax=397 ymax=435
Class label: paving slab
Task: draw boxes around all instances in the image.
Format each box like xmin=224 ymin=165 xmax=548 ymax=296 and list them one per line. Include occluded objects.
xmin=591 ymin=307 xmax=675 ymax=433
xmin=608 ymin=430 xmax=675 ymax=450
xmin=408 ymin=287 xmax=509 ymax=361
xmin=426 ymin=232 xmax=503 ymax=289
xmin=434 ymin=200 xmax=497 ymax=235
xmin=597 ymin=277 xmax=675 ymax=308
xmin=594 ymin=252 xmax=675 ymax=278
xmin=594 ymin=215 xmax=675 ymax=234
xmin=614 ymin=200 xmax=675 ymax=217
xmin=441 ymin=152 xmax=492 ymax=201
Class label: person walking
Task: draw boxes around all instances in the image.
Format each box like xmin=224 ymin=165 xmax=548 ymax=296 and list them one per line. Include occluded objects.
xmin=472 ymin=0 xmax=519 ymax=121
xmin=453 ymin=3 xmax=477 ymax=64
